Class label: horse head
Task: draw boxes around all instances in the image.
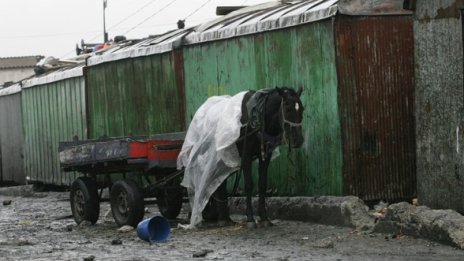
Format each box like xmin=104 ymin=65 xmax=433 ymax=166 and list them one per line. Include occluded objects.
xmin=276 ymin=86 xmax=304 ymax=148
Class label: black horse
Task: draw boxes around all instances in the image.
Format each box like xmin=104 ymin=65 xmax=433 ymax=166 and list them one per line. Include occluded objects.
xmin=208 ymin=87 xmax=304 ymax=228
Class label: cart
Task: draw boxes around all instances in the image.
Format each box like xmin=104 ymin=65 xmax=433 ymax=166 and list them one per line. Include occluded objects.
xmin=59 ymin=132 xmax=186 ymax=227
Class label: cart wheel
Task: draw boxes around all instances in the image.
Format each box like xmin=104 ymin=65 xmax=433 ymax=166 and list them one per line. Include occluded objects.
xmin=110 ymin=179 xmax=144 ymax=227
xmin=157 ymin=187 xmax=184 ymax=219
xmin=202 ymin=198 xmax=219 ymax=222
xmin=70 ymin=177 xmax=100 ymax=225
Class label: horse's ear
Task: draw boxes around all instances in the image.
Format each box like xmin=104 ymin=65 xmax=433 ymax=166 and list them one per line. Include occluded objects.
xmin=297 ymin=86 xmax=303 ymax=97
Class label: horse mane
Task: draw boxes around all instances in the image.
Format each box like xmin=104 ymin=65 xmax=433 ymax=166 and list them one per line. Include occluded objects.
xmin=240 ymin=87 xmax=298 ymax=129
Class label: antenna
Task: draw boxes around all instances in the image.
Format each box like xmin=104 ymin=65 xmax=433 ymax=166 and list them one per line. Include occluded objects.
xmin=103 ymin=0 xmax=108 ymax=42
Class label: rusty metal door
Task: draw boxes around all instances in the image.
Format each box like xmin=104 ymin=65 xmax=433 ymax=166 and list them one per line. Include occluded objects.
xmin=335 ymin=15 xmax=416 ymax=201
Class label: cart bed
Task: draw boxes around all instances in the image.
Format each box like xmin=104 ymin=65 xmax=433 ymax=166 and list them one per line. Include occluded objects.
xmin=59 ymin=132 xmax=185 ymax=173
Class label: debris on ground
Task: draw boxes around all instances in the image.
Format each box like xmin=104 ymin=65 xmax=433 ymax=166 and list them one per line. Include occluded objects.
xmin=83 ymin=255 xmax=95 ymax=261
xmin=111 ymin=239 xmax=122 ymax=245
xmin=78 ymin=220 xmax=92 ymax=228
xmin=3 ymin=200 xmax=12 ymax=206
xmin=313 ymin=237 xmax=334 ymax=249
xmin=372 ymin=200 xmax=388 ymax=222
xmin=117 ymin=225 xmax=134 ymax=233
xmin=192 ymin=249 xmax=213 ymax=258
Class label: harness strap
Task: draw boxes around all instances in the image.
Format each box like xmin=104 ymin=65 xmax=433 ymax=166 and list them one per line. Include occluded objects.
xmin=283 ymin=119 xmax=302 ymax=127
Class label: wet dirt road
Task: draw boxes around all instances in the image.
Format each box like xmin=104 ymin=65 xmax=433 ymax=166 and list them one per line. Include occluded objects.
xmin=1 ymin=192 xmax=464 ymax=260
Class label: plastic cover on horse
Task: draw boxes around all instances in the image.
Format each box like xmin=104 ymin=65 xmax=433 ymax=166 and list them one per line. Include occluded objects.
xmin=177 ymin=91 xmax=247 ymax=228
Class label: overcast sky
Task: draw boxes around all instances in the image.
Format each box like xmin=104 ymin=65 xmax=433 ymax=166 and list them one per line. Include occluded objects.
xmin=0 ymin=0 xmax=270 ymax=59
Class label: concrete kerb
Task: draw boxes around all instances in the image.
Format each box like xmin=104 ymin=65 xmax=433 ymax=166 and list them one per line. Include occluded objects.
xmin=374 ymin=202 xmax=464 ymax=249
xmin=230 ymin=196 xmax=464 ymax=249
xmin=229 ymin=196 xmax=375 ymax=232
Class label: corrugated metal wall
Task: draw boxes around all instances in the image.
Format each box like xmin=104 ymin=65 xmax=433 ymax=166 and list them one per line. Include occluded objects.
xmin=335 ymin=15 xmax=416 ymax=201
xmin=414 ymin=0 xmax=464 ymax=212
xmin=21 ymin=77 xmax=86 ymax=185
xmin=0 ymin=91 xmax=25 ymax=184
xmin=85 ymin=52 xmax=185 ymax=139
xmin=183 ymin=21 xmax=343 ymax=196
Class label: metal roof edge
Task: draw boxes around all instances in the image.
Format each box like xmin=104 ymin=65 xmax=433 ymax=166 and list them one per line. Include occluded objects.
xmin=0 ymin=83 xmax=21 ymax=97
xmin=87 ymin=30 xmax=192 ymax=66
xmin=87 ymin=42 xmax=176 ymax=66
xmin=22 ymin=65 xmax=84 ymax=88
xmin=185 ymin=4 xmax=338 ymax=45
xmin=196 ymin=1 xmax=284 ymax=33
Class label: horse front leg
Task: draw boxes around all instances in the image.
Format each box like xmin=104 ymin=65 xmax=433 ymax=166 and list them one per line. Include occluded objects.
xmin=258 ymin=156 xmax=273 ymax=227
xmin=242 ymin=158 xmax=256 ymax=228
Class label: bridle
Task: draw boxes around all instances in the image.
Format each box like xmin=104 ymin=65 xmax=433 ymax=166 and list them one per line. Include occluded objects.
xmin=280 ymin=100 xmax=303 ymax=127
xmin=279 ymin=99 xmax=302 ymax=148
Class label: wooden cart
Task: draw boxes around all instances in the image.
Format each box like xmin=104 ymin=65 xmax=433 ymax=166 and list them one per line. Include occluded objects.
xmin=59 ymin=132 xmax=186 ymax=227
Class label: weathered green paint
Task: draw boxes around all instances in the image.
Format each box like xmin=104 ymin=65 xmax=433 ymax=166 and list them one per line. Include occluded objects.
xmin=183 ymin=21 xmax=343 ymax=196
xmin=86 ymin=53 xmax=184 ymax=139
xmin=21 ymin=77 xmax=86 ymax=185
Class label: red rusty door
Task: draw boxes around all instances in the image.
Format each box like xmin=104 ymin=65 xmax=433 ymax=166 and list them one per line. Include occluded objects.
xmin=335 ymin=15 xmax=416 ymax=201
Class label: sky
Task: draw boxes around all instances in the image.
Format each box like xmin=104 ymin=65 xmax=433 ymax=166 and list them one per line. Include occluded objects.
xmin=0 ymin=0 xmax=270 ymax=59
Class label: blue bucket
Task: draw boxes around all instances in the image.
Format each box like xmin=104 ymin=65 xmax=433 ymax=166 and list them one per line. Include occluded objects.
xmin=136 ymin=216 xmax=170 ymax=243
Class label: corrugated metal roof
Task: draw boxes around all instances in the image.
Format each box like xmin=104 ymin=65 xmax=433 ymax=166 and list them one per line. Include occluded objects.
xmin=0 ymin=56 xmax=44 ymax=69
xmin=0 ymin=83 xmax=21 ymax=97
xmin=87 ymin=0 xmax=411 ymax=66
xmin=21 ymin=64 xmax=84 ymax=88
xmin=187 ymin=0 xmax=410 ymax=43
xmin=87 ymin=29 xmax=191 ymax=66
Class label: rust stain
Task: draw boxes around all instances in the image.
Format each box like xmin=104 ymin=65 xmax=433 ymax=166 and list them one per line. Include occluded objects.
xmin=172 ymin=49 xmax=186 ymax=131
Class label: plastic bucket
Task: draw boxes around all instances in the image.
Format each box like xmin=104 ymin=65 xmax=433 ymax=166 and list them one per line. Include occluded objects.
xmin=136 ymin=216 xmax=170 ymax=242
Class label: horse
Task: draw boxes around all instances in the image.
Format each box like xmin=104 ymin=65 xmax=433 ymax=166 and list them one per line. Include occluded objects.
xmin=208 ymin=86 xmax=304 ymax=228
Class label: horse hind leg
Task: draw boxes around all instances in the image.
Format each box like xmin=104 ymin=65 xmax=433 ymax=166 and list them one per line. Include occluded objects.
xmin=258 ymin=157 xmax=273 ymax=227
xmin=215 ymin=181 xmax=235 ymax=227
xmin=243 ymin=159 xmax=257 ymax=229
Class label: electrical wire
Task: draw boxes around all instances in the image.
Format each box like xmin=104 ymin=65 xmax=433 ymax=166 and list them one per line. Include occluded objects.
xmin=122 ymin=0 xmax=179 ymax=35
xmin=60 ymin=0 xmax=212 ymax=58
xmin=77 ymin=0 xmax=161 ymax=46
xmin=60 ymin=0 xmax=176 ymax=58
xmin=107 ymin=0 xmax=160 ymax=31
xmin=184 ymin=0 xmax=214 ymax=19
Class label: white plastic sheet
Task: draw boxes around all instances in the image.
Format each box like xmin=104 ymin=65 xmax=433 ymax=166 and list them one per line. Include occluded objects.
xmin=177 ymin=91 xmax=247 ymax=228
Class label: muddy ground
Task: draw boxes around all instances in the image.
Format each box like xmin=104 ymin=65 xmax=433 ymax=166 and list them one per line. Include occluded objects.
xmin=1 ymin=192 xmax=464 ymax=261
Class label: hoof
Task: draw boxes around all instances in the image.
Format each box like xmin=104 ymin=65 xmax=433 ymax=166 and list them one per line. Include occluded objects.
xmin=246 ymin=221 xmax=257 ymax=229
xmin=260 ymin=220 xmax=274 ymax=227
